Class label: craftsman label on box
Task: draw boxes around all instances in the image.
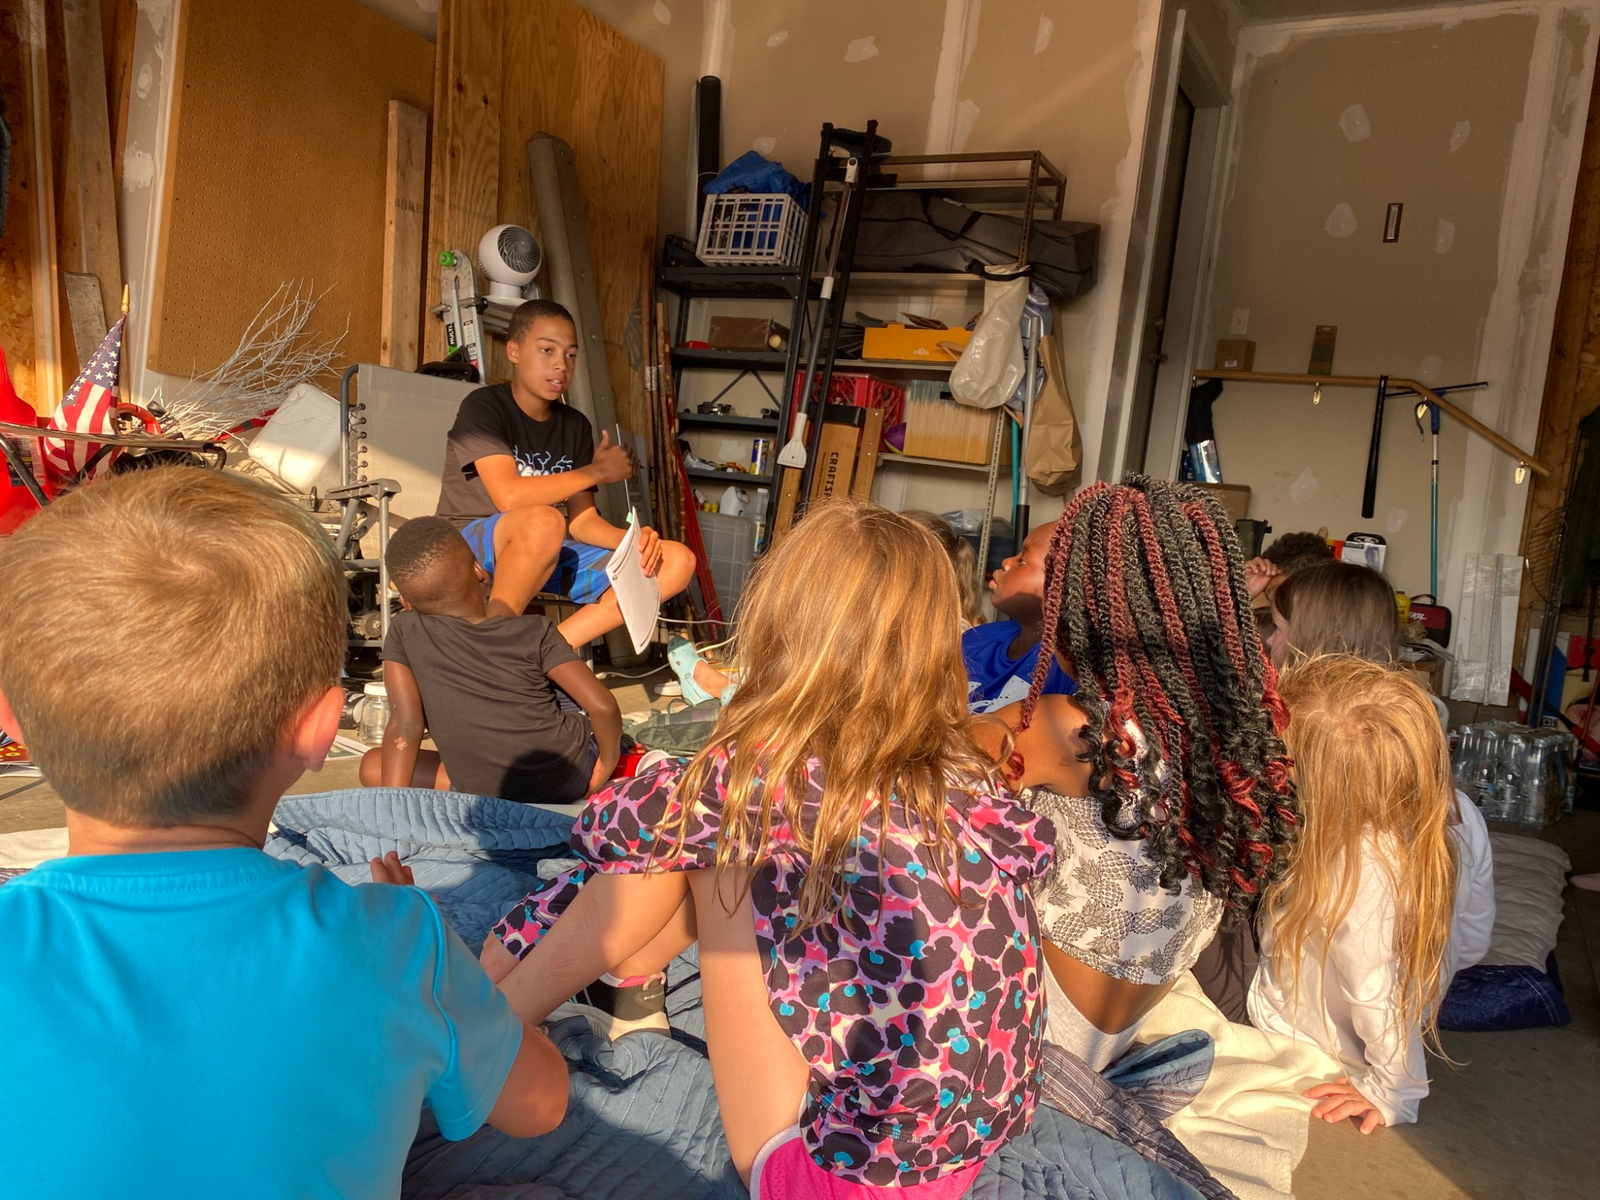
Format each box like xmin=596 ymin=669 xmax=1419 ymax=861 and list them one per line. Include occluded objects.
xmin=708 ymin=316 xmax=788 ymax=350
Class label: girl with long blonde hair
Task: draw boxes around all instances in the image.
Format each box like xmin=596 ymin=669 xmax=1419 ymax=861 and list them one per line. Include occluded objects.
xmin=1249 ymin=654 xmax=1460 ymax=1131
xmin=482 ymin=499 xmax=1054 ymax=1196
xmin=902 ymin=508 xmax=985 ymax=628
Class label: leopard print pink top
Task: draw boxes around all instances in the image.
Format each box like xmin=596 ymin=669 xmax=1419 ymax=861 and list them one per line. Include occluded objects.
xmin=492 ymin=753 xmax=1055 ymax=1188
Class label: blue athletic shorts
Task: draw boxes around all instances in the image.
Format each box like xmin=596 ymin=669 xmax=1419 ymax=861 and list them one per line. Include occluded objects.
xmin=459 ymin=513 xmax=614 ymax=604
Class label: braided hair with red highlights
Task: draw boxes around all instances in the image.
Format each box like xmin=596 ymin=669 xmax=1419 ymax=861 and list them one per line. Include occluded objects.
xmin=1014 ymin=476 xmax=1298 ymax=914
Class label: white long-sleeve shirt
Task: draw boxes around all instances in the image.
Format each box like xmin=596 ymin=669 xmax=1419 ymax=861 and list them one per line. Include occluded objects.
xmin=1247 ymin=796 xmax=1496 ymax=1127
xmin=1249 ymin=835 xmax=1427 ymax=1125
xmin=1445 ymin=792 xmax=1495 ymax=982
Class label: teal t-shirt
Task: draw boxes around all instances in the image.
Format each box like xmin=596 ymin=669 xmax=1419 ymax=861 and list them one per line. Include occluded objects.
xmin=0 ymin=848 xmax=523 ymax=1199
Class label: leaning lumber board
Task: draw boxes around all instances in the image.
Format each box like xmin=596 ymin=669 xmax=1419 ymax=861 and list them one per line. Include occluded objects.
xmin=381 ymin=100 xmax=428 ymax=371
xmin=60 ymin=0 xmax=122 ymax=329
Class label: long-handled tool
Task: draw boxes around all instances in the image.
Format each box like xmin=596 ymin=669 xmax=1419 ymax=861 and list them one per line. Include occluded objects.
xmin=1012 ymin=314 xmax=1043 ymax=543
xmin=776 ymin=155 xmax=860 ymax=476
xmin=1361 ymin=375 xmax=1388 ymax=520
xmin=1410 ymin=381 xmax=1487 ymax=599
xmin=1418 ymin=396 xmax=1441 ymax=597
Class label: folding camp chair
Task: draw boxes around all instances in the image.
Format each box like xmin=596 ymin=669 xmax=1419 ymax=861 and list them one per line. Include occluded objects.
xmin=335 ymin=365 xmax=582 ymax=647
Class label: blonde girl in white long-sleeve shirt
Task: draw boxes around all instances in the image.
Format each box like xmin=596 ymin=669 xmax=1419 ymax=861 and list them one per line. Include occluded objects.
xmin=1249 ymin=656 xmax=1460 ymax=1133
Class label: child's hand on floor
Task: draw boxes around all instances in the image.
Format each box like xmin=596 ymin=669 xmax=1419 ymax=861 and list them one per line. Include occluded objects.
xmin=1304 ymin=1077 xmax=1386 ymax=1134
xmin=1244 ymin=557 xmax=1280 ymax=599
xmin=369 ymin=851 xmax=415 ymax=887
xmin=636 ymin=525 xmax=663 ymax=576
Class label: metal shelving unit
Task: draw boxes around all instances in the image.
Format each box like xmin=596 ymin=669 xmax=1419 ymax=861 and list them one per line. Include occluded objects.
xmin=661 ymin=136 xmax=1063 ymax=568
xmin=658 ymin=265 xmax=808 ymax=504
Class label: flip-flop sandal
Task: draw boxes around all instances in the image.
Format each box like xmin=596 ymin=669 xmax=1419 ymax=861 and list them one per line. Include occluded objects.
xmin=667 ymin=636 xmax=718 ymax=706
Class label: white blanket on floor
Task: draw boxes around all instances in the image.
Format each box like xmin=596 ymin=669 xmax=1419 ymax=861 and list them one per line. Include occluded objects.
xmin=1141 ymin=974 xmax=1341 ymax=1200
xmin=0 ymin=826 xmax=69 ymax=868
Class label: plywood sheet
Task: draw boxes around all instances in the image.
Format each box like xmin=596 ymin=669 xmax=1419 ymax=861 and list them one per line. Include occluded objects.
xmin=423 ymin=0 xmax=502 ymax=367
xmin=0 ymin=0 xmax=62 ymax=412
xmin=498 ymin=0 xmax=662 ymax=436
xmin=149 ymin=0 xmax=432 ymax=375
xmin=60 ymin=0 xmax=121 ymax=329
xmin=424 ymin=0 xmax=662 ymax=437
xmin=1520 ymin=63 xmax=1600 ymax=646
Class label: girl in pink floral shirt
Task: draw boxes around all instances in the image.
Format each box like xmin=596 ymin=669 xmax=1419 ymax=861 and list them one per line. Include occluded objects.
xmin=483 ymin=501 xmax=1054 ymax=1197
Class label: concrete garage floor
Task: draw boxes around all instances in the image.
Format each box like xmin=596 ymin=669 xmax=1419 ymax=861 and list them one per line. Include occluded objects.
xmin=1293 ymin=808 xmax=1600 ymax=1200
xmin=2 ymin=670 xmax=1596 ymax=1200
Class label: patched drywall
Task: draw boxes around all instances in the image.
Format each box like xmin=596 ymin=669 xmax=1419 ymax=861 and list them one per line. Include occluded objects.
xmin=1203 ymin=10 xmax=1550 ymax=602
xmin=672 ymin=0 xmax=1168 ymax=521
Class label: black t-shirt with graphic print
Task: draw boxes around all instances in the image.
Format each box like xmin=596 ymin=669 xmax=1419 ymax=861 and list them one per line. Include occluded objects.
xmin=435 ymin=383 xmax=595 ymax=526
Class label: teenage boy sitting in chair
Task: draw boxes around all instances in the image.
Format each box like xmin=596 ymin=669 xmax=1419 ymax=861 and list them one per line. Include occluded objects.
xmin=436 ymin=299 xmax=695 ymax=649
xmin=0 ymin=469 xmax=567 ymax=1199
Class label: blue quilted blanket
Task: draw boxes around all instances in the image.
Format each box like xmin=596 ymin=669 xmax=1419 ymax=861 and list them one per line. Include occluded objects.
xmin=268 ymin=790 xmax=1200 ymax=1200
xmin=266 ymin=788 xmax=574 ymax=948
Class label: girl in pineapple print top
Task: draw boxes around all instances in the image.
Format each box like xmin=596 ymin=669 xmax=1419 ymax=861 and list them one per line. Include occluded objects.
xmin=483 ymin=500 xmax=1055 ymax=1196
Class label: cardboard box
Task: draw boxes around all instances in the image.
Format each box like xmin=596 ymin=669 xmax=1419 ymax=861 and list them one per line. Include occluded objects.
xmin=1338 ymin=539 xmax=1386 ymax=571
xmin=1308 ymin=324 xmax=1338 ymax=375
xmin=707 ymin=316 xmax=788 ymax=350
xmin=861 ymin=324 xmax=971 ymax=362
xmin=1193 ymin=482 xmax=1250 ymax=522
xmin=1214 ymin=338 xmax=1255 ymax=372
xmin=1401 ymin=655 xmax=1441 ymax=696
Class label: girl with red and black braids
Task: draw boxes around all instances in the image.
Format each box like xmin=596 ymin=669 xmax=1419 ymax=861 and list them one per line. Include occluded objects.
xmin=976 ymin=476 xmax=1298 ymax=1068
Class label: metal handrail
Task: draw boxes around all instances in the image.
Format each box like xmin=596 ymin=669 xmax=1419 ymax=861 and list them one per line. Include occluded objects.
xmin=1190 ymin=369 xmax=1548 ymax=477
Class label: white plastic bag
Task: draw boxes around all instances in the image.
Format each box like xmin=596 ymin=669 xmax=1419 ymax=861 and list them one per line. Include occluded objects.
xmin=949 ymin=275 xmax=1027 ymax=409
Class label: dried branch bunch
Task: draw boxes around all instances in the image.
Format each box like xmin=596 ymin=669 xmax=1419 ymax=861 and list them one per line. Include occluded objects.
xmin=151 ymin=284 xmax=347 ymax=438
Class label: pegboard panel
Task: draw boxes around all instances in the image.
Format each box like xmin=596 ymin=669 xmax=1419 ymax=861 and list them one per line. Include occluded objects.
xmin=149 ymin=0 xmax=432 ymax=376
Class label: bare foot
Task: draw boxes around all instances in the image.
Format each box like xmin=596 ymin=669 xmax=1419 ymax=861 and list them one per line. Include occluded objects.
xmin=694 ymin=659 xmax=731 ymax=696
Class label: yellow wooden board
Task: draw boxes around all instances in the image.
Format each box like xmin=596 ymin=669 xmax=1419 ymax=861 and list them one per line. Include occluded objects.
xmin=851 ymin=406 xmax=886 ymax=501
xmin=149 ymin=0 xmax=432 ymax=375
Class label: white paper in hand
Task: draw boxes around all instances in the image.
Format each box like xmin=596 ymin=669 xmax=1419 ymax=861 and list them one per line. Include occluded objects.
xmin=605 ymin=510 xmax=661 ymax=654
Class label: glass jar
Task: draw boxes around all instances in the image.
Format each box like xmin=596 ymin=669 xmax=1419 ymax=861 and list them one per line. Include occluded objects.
xmin=358 ymin=681 xmax=390 ymax=746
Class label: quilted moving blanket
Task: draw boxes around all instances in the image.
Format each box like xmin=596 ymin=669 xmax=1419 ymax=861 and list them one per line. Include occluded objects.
xmin=268 ymin=789 xmax=1202 ymax=1200
xmin=266 ymin=787 xmax=575 ymax=947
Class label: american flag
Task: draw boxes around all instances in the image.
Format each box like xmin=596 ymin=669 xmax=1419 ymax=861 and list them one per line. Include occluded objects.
xmin=43 ymin=313 xmax=124 ymax=479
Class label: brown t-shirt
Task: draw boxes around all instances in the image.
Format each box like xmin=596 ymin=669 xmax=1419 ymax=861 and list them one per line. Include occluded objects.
xmin=435 ymin=384 xmax=595 ymax=526
xmin=383 ymin=610 xmax=592 ymax=803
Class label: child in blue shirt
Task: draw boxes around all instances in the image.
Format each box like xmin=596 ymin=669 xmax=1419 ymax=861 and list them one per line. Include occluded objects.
xmin=964 ymin=520 xmax=1077 ymax=712
xmin=0 ymin=469 xmax=568 ymax=1200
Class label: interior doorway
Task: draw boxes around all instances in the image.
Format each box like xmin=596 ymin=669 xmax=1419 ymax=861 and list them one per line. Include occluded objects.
xmin=1136 ymin=45 xmax=1230 ymax=481
xmin=1122 ymin=88 xmax=1196 ymax=474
